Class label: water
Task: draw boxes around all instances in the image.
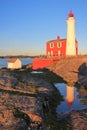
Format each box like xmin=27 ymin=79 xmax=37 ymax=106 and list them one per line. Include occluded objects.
xmin=0 ymin=58 xmax=32 ymax=68
xmin=20 ymin=58 xmax=32 ymax=65
xmin=0 ymin=58 xmax=8 ymax=68
xmin=31 ymin=71 xmax=43 ymax=74
xmin=55 ymin=83 xmax=87 ymax=115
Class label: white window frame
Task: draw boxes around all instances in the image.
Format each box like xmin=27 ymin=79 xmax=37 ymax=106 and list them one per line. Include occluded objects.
xmin=50 ymin=42 xmax=54 ymax=48
xmin=57 ymin=42 xmax=61 ymax=48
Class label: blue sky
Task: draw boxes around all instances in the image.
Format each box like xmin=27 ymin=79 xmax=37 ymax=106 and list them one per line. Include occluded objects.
xmin=0 ymin=0 xmax=87 ymax=56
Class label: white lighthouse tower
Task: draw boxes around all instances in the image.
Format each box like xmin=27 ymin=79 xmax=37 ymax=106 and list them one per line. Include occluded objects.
xmin=66 ymin=10 xmax=76 ymax=56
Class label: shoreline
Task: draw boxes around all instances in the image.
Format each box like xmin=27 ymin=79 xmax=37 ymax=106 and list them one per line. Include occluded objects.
xmin=0 ymin=67 xmax=87 ymax=129
xmin=0 ymin=68 xmax=65 ymax=129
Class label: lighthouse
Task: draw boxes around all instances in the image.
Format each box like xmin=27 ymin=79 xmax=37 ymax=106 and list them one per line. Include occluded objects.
xmin=33 ymin=10 xmax=78 ymax=70
xmin=66 ymin=10 xmax=76 ymax=56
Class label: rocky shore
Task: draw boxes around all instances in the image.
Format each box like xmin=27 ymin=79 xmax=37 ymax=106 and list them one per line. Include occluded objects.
xmin=47 ymin=55 xmax=87 ymax=130
xmin=0 ymin=69 xmax=42 ymax=129
xmin=0 ymin=55 xmax=87 ymax=130
xmin=57 ymin=108 xmax=87 ymax=130
xmin=47 ymin=55 xmax=87 ymax=85
xmin=0 ymin=68 xmax=63 ymax=130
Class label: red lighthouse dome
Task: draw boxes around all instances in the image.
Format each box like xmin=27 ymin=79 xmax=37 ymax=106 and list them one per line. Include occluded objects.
xmin=68 ymin=10 xmax=74 ymax=17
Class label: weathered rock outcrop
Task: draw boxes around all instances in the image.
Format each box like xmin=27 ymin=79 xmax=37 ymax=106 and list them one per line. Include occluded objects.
xmin=60 ymin=109 xmax=87 ymax=130
xmin=0 ymin=68 xmax=54 ymax=129
xmin=47 ymin=55 xmax=87 ymax=84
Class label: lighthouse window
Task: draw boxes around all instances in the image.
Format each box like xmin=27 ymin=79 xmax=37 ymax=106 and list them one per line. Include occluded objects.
xmin=57 ymin=42 xmax=61 ymax=48
xmin=50 ymin=43 xmax=54 ymax=48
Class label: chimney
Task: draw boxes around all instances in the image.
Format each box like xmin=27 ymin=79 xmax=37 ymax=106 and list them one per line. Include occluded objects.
xmin=57 ymin=36 xmax=60 ymax=40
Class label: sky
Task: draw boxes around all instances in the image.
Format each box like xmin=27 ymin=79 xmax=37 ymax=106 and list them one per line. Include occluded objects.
xmin=0 ymin=0 xmax=87 ymax=56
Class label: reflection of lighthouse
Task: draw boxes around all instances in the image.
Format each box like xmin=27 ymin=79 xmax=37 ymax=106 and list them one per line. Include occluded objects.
xmin=65 ymin=85 xmax=75 ymax=107
xmin=66 ymin=10 xmax=76 ymax=56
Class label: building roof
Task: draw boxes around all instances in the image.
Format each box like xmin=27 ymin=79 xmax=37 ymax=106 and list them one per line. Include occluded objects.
xmin=47 ymin=38 xmax=66 ymax=43
xmin=8 ymin=58 xmax=18 ymax=63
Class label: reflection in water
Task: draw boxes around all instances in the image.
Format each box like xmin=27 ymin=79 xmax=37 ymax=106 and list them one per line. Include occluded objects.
xmin=65 ymin=85 xmax=75 ymax=107
xmin=55 ymin=83 xmax=87 ymax=115
xmin=31 ymin=71 xmax=43 ymax=74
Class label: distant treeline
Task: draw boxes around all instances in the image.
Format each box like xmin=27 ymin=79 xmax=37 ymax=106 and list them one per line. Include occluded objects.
xmin=0 ymin=55 xmax=46 ymax=59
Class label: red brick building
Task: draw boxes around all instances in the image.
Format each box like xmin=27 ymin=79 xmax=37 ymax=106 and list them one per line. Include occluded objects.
xmin=46 ymin=36 xmax=78 ymax=57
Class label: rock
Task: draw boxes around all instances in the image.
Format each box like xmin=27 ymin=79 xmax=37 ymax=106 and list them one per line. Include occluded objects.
xmin=0 ymin=69 xmax=49 ymax=129
xmin=22 ymin=64 xmax=32 ymax=69
xmin=63 ymin=110 xmax=87 ymax=130
xmin=47 ymin=56 xmax=87 ymax=84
